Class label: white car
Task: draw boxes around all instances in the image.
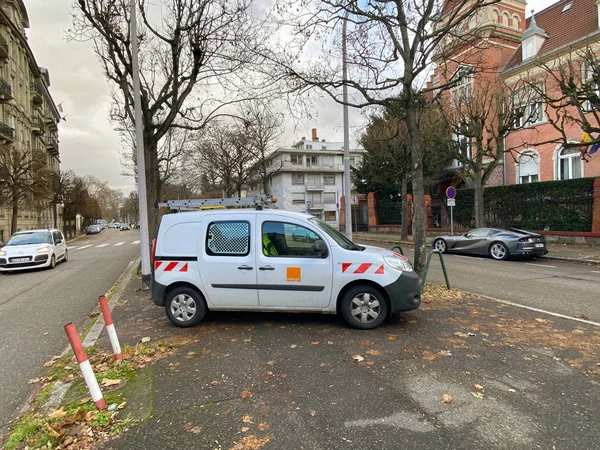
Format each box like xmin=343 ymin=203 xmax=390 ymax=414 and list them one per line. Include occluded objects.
xmin=0 ymin=229 xmax=68 ymax=272
xmin=152 ymin=208 xmax=421 ymax=329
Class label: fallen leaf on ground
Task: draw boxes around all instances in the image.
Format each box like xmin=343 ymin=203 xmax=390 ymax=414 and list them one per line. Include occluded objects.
xmin=117 ymin=401 xmax=127 ymax=410
xmin=242 ymin=414 xmax=253 ymax=423
xmin=257 ymin=423 xmax=268 ymax=431
xmin=471 ymin=391 xmax=484 ymax=399
xmin=422 ymin=351 xmax=436 ymax=361
xmin=310 ymin=411 xmax=316 ymax=416
xmin=101 ymin=378 xmax=122 ymax=387
xmin=28 ymin=378 xmax=40 ymax=384
xmin=366 ymin=349 xmax=380 ymax=356
xmin=290 ymin=344 xmax=297 ymax=348
xmin=48 ymin=407 xmax=66 ymax=420
xmin=240 ymin=390 xmax=253 ymax=399
xmin=232 ymin=435 xmax=271 ymax=450
xmin=311 ymin=341 xmax=320 ymax=345
xmin=80 ymin=397 xmax=92 ymax=404
xmin=44 ymin=423 xmax=60 ymax=438
xmin=474 ymin=384 xmax=484 ymax=391
xmin=466 ymin=354 xmax=480 ymax=359
xmin=438 ymin=350 xmax=452 ymax=357
xmin=442 ymin=394 xmax=453 ymax=404
xmin=241 ymin=427 xmax=250 ymax=432
xmin=535 ymin=318 xmax=547 ymax=323
xmin=387 ymin=334 xmax=398 ymax=340
xmin=455 ymin=332 xmax=470 ymax=338
xmin=140 ymin=337 xmax=151 ymax=343
xmin=352 ymin=355 xmax=364 ymax=362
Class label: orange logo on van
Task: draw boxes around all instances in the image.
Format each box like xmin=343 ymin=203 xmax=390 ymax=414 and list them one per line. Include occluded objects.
xmin=286 ymin=267 xmax=301 ymax=282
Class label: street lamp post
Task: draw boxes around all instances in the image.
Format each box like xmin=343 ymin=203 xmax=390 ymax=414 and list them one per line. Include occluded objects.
xmin=342 ymin=11 xmax=352 ymax=241
xmin=130 ymin=0 xmax=151 ymax=290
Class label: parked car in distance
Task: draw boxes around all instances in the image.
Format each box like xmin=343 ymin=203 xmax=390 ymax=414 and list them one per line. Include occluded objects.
xmin=432 ymin=227 xmax=548 ymax=260
xmin=86 ymin=225 xmax=102 ymax=235
xmin=0 ymin=229 xmax=68 ymax=272
xmin=120 ymin=224 xmax=130 ymax=231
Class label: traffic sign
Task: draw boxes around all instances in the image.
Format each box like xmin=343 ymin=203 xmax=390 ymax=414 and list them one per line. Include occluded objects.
xmin=447 ymin=198 xmax=456 ymax=207
xmin=446 ymin=186 xmax=456 ymax=199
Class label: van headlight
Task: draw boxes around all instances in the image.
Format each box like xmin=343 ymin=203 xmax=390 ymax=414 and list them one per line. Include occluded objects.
xmin=35 ymin=245 xmax=52 ymax=254
xmin=384 ymin=256 xmax=413 ymax=272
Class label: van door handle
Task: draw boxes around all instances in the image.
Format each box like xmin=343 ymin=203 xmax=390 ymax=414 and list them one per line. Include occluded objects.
xmin=238 ymin=265 xmax=253 ymax=270
xmin=259 ymin=266 xmax=275 ymax=271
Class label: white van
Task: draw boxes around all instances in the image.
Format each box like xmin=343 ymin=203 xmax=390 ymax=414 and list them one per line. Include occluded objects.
xmin=151 ymin=209 xmax=420 ymax=329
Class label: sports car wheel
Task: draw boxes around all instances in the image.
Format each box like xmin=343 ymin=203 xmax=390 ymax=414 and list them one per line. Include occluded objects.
xmin=433 ymin=238 xmax=447 ymax=253
xmin=341 ymin=285 xmax=388 ymax=330
xmin=489 ymin=242 xmax=509 ymax=261
xmin=165 ymin=286 xmax=207 ymax=327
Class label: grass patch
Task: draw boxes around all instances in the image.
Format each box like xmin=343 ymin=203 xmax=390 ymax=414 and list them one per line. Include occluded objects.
xmin=4 ymin=414 xmax=47 ymax=450
xmin=33 ymin=381 xmax=56 ymax=408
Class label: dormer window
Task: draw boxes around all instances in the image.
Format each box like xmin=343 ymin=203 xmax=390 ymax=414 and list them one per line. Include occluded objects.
xmin=561 ymin=2 xmax=573 ymax=13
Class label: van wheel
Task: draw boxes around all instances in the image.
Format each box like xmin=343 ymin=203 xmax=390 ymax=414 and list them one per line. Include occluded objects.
xmin=341 ymin=285 xmax=388 ymax=330
xmin=165 ymin=287 xmax=207 ymax=327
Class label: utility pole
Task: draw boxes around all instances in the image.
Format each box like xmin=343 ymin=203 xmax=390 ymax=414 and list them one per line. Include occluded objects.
xmin=130 ymin=0 xmax=151 ymax=290
xmin=342 ymin=11 xmax=352 ymax=241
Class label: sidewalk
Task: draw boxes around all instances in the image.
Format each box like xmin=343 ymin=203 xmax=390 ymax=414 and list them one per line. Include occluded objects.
xmin=352 ymin=231 xmax=600 ymax=265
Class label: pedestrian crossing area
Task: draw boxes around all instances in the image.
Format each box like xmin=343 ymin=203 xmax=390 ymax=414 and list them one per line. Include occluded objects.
xmin=69 ymin=240 xmax=140 ymax=250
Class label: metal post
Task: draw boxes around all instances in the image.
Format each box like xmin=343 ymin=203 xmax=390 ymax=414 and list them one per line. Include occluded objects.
xmin=450 ymin=205 xmax=454 ymax=236
xmin=342 ymin=11 xmax=352 ymax=240
xmin=130 ymin=0 xmax=151 ymax=290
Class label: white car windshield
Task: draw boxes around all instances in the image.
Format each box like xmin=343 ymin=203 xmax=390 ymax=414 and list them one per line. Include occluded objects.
xmin=7 ymin=232 xmax=52 ymax=246
xmin=308 ymin=218 xmax=362 ymax=251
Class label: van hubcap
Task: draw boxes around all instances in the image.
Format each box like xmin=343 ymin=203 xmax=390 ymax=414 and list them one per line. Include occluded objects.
xmin=170 ymin=294 xmax=197 ymax=322
xmin=350 ymin=293 xmax=380 ymax=324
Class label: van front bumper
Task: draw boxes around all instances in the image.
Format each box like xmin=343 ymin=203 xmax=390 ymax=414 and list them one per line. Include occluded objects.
xmin=152 ymin=281 xmax=167 ymax=306
xmin=383 ymin=271 xmax=421 ymax=313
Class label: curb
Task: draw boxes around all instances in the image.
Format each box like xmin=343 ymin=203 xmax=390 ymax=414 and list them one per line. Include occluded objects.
xmin=36 ymin=256 xmax=140 ymax=414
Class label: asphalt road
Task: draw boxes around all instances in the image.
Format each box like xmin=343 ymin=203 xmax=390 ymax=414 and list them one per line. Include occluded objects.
xmin=0 ymin=228 xmax=139 ymax=434
xmin=356 ymin=239 xmax=600 ymax=323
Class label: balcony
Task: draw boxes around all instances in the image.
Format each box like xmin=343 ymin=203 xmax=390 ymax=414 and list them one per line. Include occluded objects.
xmin=46 ymin=136 xmax=59 ymax=155
xmin=0 ymin=76 xmax=13 ymax=102
xmin=31 ymin=80 xmax=43 ymax=104
xmin=31 ymin=113 xmax=44 ymax=135
xmin=0 ymin=34 xmax=8 ymax=59
xmin=0 ymin=122 xmax=15 ymax=142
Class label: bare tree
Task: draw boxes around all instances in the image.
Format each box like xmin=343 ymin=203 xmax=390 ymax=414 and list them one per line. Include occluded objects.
xmin=62 ymin=172 xmax=102 ymax=236
xmin=70 ymin=0 xmax=270 ymax=236
xmin=0 ymin=146 xmax=51 ymax=235
xmin=83 ymin=175 xmax=123 ymax=220
xmin=266 ymin=0 xmax=501 ymax=273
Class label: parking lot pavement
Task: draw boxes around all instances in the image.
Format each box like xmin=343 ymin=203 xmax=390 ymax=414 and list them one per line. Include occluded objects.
xmin=84 ymin=277 xmax=600 ymax=450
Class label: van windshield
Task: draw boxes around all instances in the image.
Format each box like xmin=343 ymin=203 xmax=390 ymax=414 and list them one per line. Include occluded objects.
xmin=7 ymin=232 xmax=52 ymax=246
xmin=308 ymin=218 xmax=362 ymax=251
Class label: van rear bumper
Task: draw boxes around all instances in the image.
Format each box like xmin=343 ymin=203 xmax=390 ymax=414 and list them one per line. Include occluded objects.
xmin=152 ymin=281 xmax=167 ymax=306
xmin=383 ymin=271 xmax=421 ymax=313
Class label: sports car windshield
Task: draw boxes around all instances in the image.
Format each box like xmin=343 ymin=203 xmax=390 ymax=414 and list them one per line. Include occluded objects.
xmin=6 ymin=232 xmax=52 ymax=246
xmin=308 ymin=218 xmax=362 ymax=251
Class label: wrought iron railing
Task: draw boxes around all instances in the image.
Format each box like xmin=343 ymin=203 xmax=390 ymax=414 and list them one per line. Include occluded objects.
xmin=0 ymin=122 xmax=15 ymax=140
xmin=0 ymin=34 xmax=8 ymax=56
xmin=0 ymin=77 xmax=12 ymax=98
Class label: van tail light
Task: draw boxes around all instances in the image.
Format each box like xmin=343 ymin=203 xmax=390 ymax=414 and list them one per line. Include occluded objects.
xmin=151 ymin=238 xmax=157 ymax=264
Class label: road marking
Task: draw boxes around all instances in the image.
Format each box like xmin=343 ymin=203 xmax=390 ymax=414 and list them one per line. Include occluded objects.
xmin=525 ymin=263 xmax=557 ymax=268
xmin=592 ymin=271 xmax=600 ymax=274
xmin=114 ymin=242 xmax=125 ymax=246
xmin=68 ymin=246 xmax=77 ymax=250
xmin=96 ymin=244 xmax=109 ymax=248
xmin=132 ymin=240 xmax=140 ymax=245
xmin=78 ymin=245 xmax=92 ymax=250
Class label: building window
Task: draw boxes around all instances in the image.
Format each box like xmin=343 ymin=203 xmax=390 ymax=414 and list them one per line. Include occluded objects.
xmin=292 ymin=173 xmax=304 ymax=185
xmin=557 ymin=148 xmax=582 ymax=180
xmin=453 ymin=133 xmax=472 ymax=159
xmin=323 ymin=192 xmax=336 ymax=204
xmin=450 ymin=66 xmax=473 ymax=107
xmin=324 ymin=211 xmax=336 ymax=222
xmin=517 ymin=151 xmax=540 ymax=184
xmin=292 ymin=192 xmax=305 ymax=204
xmin=513 ymin=85 xmax=544 ymax=127
xmin=307 ymin=192 xmax=321 ymax=205
xmin=349 ymin=157 xmax=358 ymax=167
xmin=582 ymin=62 xmax=600 ymax=112
xmin=323 ymin=155 xmax=334 ymax=167
xmin=290 ymin=154 xmax=302 ymax=165
xmin=306 ymin=155 xmax=319 ymax=167
xmin=323 ymin=175 xmax=335 ymax=185
xmin=306 ymin=144 xmax=312 ymax=150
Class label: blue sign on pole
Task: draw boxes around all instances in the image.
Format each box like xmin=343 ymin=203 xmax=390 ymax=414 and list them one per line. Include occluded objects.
xmin=446 ymin=186 xmax=456 ymax=199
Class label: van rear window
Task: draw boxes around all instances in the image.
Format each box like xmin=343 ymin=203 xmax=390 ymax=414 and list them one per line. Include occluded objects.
xmin=206 ymin=221 xmax=250 ymax=256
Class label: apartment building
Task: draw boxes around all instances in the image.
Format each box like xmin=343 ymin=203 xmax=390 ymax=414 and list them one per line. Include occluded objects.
xmin=0 ymin=0 xmax=61 ymax=243
xmin=250 ymin=128 xmax=365 ymax=227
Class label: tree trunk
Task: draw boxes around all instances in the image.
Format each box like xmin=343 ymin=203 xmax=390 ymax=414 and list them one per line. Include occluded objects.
xmin=11 ymin=195 xmax=18 ymax=235
xmin=473 ymin=165 xmax=485 ymax=228
xmin=52 ymin=202 xmax=58 ymax=228
xmin=406 ymin=107 xmax=427 ymax=275
xmin=144 ymin=138 xmax=160 ymax=239
xmin=401 ymin=176 xmax=408 ymax=241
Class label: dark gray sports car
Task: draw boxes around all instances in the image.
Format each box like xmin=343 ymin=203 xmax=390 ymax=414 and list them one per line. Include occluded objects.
xmin=432 ymin=227 xmax=548 ymax=260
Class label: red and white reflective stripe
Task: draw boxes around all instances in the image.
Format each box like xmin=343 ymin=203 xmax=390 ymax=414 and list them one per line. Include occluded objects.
xmin=154 ymin=261 xmax=189 ymax=272
xmin=64 ymin=323 xmax=107 ymax=410
xmin=99 ymin=295 xmax=122 ymax=362
xmin=341 ymin=262 xmax=384 ymax=274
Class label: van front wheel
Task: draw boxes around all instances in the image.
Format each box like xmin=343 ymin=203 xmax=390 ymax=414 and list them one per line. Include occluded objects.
xmin=165 ymin=287 xmax=207 ymax=327
xmin=341 ymin=285 xmax=388 ymax=330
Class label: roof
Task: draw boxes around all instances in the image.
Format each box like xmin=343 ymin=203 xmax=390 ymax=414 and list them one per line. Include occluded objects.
xmin=504 ymin=0 xmax=600 ymax=70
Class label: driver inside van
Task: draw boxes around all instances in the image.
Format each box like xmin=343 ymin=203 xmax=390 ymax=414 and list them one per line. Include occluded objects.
xmin=262 ymin=222 xmax=282 ymax=256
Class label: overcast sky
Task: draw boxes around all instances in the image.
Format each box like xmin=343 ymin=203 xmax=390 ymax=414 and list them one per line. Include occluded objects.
xmin=23 ymin=0 xmax=556 ymax=195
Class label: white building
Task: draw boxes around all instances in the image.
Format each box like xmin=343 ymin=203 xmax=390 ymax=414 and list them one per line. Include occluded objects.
xmin=252 ymin=129 xmax=365 ymax=227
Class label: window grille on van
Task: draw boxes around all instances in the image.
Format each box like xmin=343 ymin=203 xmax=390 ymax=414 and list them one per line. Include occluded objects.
xmin=206 ymin=221 xmax=250 ymax=256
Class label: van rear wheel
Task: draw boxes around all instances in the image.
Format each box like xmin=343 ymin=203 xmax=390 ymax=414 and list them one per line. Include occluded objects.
xmin=165 ymin=287 xmax=207 ymax=327
xmin=341 ymin=285 xmax=388 ymax=330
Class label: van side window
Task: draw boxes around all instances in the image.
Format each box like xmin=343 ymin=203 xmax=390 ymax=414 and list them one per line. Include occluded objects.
xmin=262 ymin=221 xmax=324 ymax=258
xmin=206 ymin=221 xmax=250 ymax=256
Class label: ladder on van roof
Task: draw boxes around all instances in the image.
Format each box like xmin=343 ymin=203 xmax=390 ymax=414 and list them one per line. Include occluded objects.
xmin=155 ymin=196 xmax=277 ymax=211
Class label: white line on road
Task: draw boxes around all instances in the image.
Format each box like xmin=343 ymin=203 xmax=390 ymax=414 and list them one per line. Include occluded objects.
xmin=525 ymin=263 xmax=557 ymax=268
xmin=67 ymin=246 xmax=77 ymax=250
xmin=592 ymin=271 xmax=600 ymax=274
xmin=96 ymin=244 xmax=109 ymax=248
xmin=132 ymin=240 xmax=140 ymax=245
xmin=114 ymin=242 xmax=125 ymax=246
xmin=78 ymin=245 xmax=91 ymax=250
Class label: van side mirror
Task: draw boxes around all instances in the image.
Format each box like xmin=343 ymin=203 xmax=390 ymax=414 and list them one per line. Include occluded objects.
xmin=312 ymin=239 xmax=328 ymax=258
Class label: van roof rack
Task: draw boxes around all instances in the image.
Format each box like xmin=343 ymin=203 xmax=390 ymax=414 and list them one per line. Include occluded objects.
xmin=155 ymin=196 xmax=277 ymax=212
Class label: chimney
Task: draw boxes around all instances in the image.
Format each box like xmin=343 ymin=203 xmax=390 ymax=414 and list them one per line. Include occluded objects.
xmin=301 ymin=137 xmax=306 ymax=141
xmin=312 ymin=128 xmax=318 ymax=141
xmin=321 ymin=139 xmax=326 ymax=142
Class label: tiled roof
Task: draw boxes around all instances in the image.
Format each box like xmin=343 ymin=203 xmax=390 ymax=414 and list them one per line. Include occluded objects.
xmin=504 ymin=0 xmax=599 ymax=70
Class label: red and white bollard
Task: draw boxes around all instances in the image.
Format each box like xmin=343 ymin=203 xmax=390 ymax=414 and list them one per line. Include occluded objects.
xmin=98 ymin=295 xmax=123 ymax=362
xmin=64 ymin=322 xmax=107 ymax=410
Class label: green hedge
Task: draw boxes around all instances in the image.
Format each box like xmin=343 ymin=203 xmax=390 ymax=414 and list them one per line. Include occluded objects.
xmin=451 ymin=177 xmax=596 ymax=232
